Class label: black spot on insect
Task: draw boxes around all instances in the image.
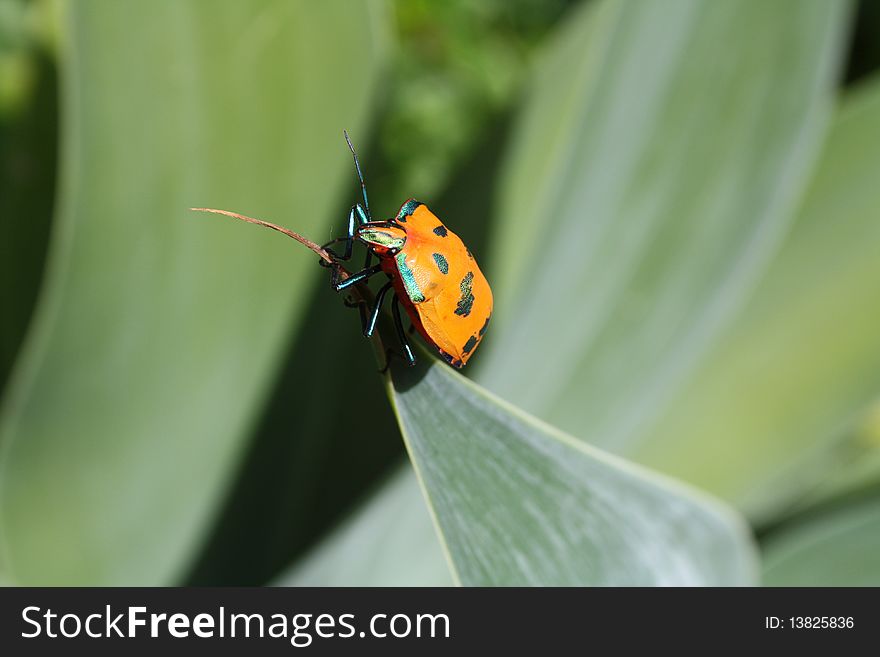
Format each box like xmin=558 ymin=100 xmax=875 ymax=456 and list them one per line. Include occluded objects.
xmin=451 ymin=358 xmax=463 ymax=368
xmin=479 ymin=314 xmax=491 ymax=336
xmin=454 ymin=271 xmax=475 ymax=317
xmin=396 ymin=199 xmax=422 ymax=223
xmin=432 ymin=252 xmax=449 ymax=274
xmin=440 ymin=350 xmax=454 ymax=363
xmin=462 ymin=335 xmax=478 ymax=354
xmin=433 ymin=225 xmax=448 ymax=237
xmin=466 ymin=248 xmax=473 ymax=259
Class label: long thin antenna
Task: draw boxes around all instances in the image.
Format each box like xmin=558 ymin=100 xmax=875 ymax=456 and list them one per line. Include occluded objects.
xmin=189 ymin=207 xmax=334 ymax=265
xmin=343 ymin=129 xmax=371 ymax=220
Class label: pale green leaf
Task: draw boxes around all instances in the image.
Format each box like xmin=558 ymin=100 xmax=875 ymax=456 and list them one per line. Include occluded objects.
xmin=762 ymin=494 xmax=880 ymax=586
xmin=0 ymin=0 xmax=387 ymax=585
xmin=281 ymin=354 xmax=761 ymax=586
xmin=478 ymin=0 xmax=850 ymax=460
xmin=385 ymin=359 xmax=758 ymax=586
xmin=640 ymin=77 xmax=880 ymax=517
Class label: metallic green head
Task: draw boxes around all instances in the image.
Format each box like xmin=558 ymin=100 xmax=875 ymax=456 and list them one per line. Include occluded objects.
xmin=357 ymin=225 xmax=407 ymax=256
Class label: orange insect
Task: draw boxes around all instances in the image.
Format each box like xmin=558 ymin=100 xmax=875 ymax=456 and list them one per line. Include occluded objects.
xmin=325 ymin=132 xmax=492 ymax=368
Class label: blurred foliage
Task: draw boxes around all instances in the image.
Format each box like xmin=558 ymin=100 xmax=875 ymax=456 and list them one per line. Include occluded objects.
xmin=479 ymin=0 xmax=847 ymax=462
xmin=0 ymin=52 xmax=56 ymax=395
xmin=372 ymin=0 xmax=573 ymax=205
xmin=2 ymin=0 xmax=880 ymax=586
xmin=639 ymin=76 xmax=880 ymax=520
xmin=845 ymin=0 xmax=880 ymax=84
xmin=0 ymin=0 xmax=60 ymax=115
xmin=0 ymin=0 xmax=386 ymax=585
xmin=762 ymin=488 xmax=880 ymax=586
xmin=0 ymin=0 xmax=33 ymax=115
xmin=0 ymin=0 xmax=73 ymax=391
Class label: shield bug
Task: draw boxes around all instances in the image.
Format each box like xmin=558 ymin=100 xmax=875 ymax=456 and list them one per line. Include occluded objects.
xmin=325 ymin=132 xmax=492 ymax=369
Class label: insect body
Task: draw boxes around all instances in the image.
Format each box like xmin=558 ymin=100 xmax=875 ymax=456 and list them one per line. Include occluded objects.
xmin=326 ymin=132 xmax=492 ymax=369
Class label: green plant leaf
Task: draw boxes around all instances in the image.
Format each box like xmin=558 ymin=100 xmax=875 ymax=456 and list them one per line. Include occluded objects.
xmin=477 ymin=0 xmax=850 ymax=462
xmin=389 ymin=358 xmax=757 ymax=585
xmin=0 ymin=0 xmax=387 ymax=585
xmin=282 ymin=356 xmax=758 ymax=586
xmin=762 ymin=492 xmax=880 ymax=586
xmin=640 ymin=78 xmax=880 ymax=517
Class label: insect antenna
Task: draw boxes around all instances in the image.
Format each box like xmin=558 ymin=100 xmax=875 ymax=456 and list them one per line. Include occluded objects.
xmin=343 ymin=129 xmax=371 ymax=221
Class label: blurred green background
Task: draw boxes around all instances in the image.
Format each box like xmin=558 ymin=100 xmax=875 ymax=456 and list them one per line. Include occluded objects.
xmin=1 ymin=0 xmax=879 ymax=586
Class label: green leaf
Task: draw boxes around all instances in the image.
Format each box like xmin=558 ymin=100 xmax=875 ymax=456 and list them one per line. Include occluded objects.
xmin=0 ymin=0 xmax=387 ymax=585
xmin=281 ymin=356 xmax=758 ymax=586
xmin=762 ymin=493 xmax=880 ymax=586
xmin=478 ymin=0 xmax=850 ymax=460
xmin=640 ymin=78 xmax=880 ymax=516
xmin=388 ymin=358 xmax=758 ymax=585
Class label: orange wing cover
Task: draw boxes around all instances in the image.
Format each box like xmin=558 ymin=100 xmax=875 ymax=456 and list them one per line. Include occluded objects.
xmin=384 ymin=204 xmax=492 ymax=368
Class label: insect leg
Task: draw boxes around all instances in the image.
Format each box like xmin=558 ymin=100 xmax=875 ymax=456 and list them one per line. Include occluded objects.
xmin=356 ymin=302 xmax=369 ymax=335
xmin=353 ymin=202 xmax=373 ymax=270
xmin=323 ymin=203 xmax=367 ymax=262
xmin=363 ymin=281 xmax=393 ymax=338
xmin=333 ymin=262 xmax=382 ymax=292
xmin=391 ymin=294 xmax=416 ymax=367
